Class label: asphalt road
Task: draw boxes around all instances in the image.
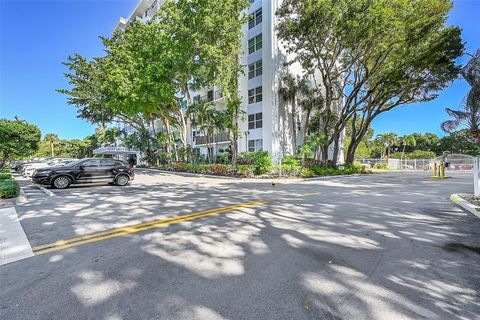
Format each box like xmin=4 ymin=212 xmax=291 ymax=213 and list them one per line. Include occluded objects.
xmin=1 ymin=170 xmax=479 ymax=320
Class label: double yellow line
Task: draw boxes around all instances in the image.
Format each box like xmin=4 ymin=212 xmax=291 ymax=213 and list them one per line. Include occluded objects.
xmin=33 ymin=201 xmax=266 ymax=256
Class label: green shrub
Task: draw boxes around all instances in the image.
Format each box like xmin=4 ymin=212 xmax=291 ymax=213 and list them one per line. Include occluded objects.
xmin=281 ymin=155 xmax=300 ymax=167
xmin=279 ymin=155 xmax=301 ymax=176
xmin=237 ymin=152 xmax=257 ymax=165
xmin=235 ymin=165 xmax=254 ymax=178
xmin=342 ymin=164 xmax=359 ymax=175
xmin=0 ymin=172 xmax=12 ymax=180
xmin=174 ymin=162 xmax=188 ymax=172
xmin=186 ymin=164 xmax=208 ymax=174
xmin=253 ymin=151 xmax=272 ymax=175
xmin=375 ymin=162 xmax=388 ymax=169
xmin=208 ymin=164 xmax=230 ymax=175
xmin=300 ymin=167 xmax=315 ymax=178
xmin=0 ymin=179 xmax=20 ymax=199
xmin=312 ymin=166 xmax=344 ymax=176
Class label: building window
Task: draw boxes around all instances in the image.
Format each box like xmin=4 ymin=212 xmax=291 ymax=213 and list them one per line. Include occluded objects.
xmin=248 ymin=34 xmax=262 ymax=54
xmin=248 ymin=8 xmax=262 ymax=29
xmin=248 ymin=86 xmax=262 ymax=104
xmin=248 ymin=60 xmax=262 ymax=79
xmin=248 ymin=139 xmax=263 ymax=152
xmin=248 ymin=113 xmax=262 ymax=129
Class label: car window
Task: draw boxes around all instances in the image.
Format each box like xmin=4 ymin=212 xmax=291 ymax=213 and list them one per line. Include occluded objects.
xmin=81 ymin=160 xmax=99 ymax=167
xmin=100 ymin=159 xmax=116 ymax=166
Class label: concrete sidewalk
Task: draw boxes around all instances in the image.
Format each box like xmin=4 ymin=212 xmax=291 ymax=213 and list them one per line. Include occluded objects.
xmin=0 ymin=207 xmax=33 ymax=265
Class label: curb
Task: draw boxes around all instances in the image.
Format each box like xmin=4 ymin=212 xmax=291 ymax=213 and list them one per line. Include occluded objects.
xmin=35 ymin=184 xmax=55 ymax=197
xmin=450 ymin=194 xmax=480 ymax=219
xmin=15 ymin=187 xmax=28 ymax=204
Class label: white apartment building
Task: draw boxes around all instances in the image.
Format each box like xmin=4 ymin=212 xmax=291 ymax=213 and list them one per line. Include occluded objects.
xmin=114 ymin=0 xmax=343 ymax=164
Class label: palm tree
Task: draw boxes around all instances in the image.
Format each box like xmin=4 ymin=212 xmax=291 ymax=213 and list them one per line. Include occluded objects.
xmin=399 ymin=135 xmax=417 ymax=160
xmin=44 ymin=133 xmax=60 ymax=157
xmin=442 ymin=50 xmax=480 ymax=143
xmin=376 ymin=133 xmax=398 ymax=158
xmin=279 ymin=72 xmax=299 ymax=151
xmin=187 ymin=99 xmax=218 ymax=163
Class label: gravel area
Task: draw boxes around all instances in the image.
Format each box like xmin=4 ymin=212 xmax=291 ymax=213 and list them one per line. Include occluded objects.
xmin=459 ymin=193 xmax=480 ymax=207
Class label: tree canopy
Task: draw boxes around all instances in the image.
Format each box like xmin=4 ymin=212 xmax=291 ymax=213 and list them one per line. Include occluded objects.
xmin=0 ymin=118 xmax=41 ymax=170
xmin=276 ymin=0 xmax=464 ymax=164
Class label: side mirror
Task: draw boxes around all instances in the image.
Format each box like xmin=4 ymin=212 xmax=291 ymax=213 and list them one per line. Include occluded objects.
xmin=78 ymin=165 xmax=84 ymax=170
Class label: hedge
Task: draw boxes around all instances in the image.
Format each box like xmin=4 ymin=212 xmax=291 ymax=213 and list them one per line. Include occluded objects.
xmin=0 ymin=172 xmax=12 ymax=180
xmin=0 ymin=179 xmax=20 ymax=199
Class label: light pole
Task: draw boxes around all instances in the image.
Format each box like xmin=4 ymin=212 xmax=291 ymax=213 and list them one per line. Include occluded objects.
xmin=244 ymin=131 xmax=250 ymax=152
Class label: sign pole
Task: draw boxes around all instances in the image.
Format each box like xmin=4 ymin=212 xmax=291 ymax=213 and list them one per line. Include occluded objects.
xmin=474 ymin=157 xmax=480 ymax=197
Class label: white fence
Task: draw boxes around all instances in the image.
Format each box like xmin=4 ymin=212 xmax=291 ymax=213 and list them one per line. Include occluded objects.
xmin=356 ymin=158 xmax=433 ymax=170
xmin=358 ymin=155 xmax=477 ymax=172
xmin=387 ymin=158 xmax=433 ymax=170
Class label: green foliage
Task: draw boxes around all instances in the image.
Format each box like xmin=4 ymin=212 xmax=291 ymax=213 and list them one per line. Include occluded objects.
xmin=438 ymin=130 xmax=480 ymax=155
xmin=442 ymin=49 xmax=480 ymax=142
xmin=375 ymin=163 xmax=388 ymax=169
xmin=281 ymin=155 xmax=300 ymax=167
xmin=0 ymin=172 xmax=12 ymax=180
xmin=390 ymin=149 xmax=436 ymax=159
xmin=0 ymin=118 xmax=41 ymax=171
xmin=0 ymin=179 xmax=20 ymax=199
xmin=300 ymin=167 xmax=315 ymax=178
xmin=277 ymin=0 xmax=464 ymax=165
xmin=235 ymin=165 xmax=254 ymax=178
xmin=237 ymin=152 xmax=257 ymax=165
xmin=252 ymin=151 xmax=272 ymax=175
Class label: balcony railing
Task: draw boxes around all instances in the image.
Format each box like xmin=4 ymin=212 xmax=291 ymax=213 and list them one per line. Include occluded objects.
xmin=194 ymin=132 xmax=230 ymax=145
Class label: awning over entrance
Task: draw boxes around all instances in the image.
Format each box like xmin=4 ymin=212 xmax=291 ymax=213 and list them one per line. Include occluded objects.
xmin=93 ymin=147 xmax=139 ymax=155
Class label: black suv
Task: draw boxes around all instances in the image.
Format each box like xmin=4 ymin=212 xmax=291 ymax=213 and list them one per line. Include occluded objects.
xmin=32 ymin=158 xmax=135 ymax=189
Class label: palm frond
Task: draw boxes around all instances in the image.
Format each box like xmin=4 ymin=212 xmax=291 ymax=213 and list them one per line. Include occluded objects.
xmin=441 ymin=119 xmax=462 ymax=133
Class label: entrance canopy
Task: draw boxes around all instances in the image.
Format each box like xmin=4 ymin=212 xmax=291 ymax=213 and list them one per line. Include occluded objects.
xmin=93 ymin=147 xmax=139 ymax=155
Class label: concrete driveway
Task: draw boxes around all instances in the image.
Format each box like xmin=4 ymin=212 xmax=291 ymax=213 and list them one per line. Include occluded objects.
xmin=1 ymin=170 xmax=479 ymax=320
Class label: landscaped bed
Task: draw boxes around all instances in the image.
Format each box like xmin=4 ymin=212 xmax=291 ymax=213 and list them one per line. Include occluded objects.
xmin=139 ymin=152 xmax=372 ymax=179
xmin=0 ymin=168 xmax=20 ymax=199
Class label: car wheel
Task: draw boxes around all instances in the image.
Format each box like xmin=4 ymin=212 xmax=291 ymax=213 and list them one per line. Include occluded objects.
xmin=115 ymin=174 xmax=129 ymax=186
xmin=52 ymin=176 xmax=71 ymax=189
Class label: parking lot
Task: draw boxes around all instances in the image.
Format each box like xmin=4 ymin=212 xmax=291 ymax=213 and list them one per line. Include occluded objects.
xmin=1 ymin=169 xmax=479 ymax=320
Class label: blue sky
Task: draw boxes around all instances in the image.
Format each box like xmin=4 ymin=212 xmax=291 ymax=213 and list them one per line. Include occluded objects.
xmin=0 ymin=0 xmax=479 ymax=140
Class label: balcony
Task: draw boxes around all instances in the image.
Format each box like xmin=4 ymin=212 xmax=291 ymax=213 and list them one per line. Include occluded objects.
xmin=200 ymin=89 xmax=224 ymax=102
xmin=194 ymin=132 xmax=230 ymax=146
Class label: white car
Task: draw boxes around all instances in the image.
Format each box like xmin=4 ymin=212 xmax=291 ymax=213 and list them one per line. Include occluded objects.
xmin=25 ymin=159 xmax=77 ymax=177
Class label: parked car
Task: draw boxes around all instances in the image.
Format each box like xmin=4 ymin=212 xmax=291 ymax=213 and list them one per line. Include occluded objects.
xmin=24 ymin=159 xmax=78 ymax=177
xmin=19 ymin=159 xmax=52 ymax=175
xmin=32 ymin=158 xmax=134 ymax=189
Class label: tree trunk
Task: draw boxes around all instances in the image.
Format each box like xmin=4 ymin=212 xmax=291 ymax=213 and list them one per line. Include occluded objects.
xmin=321 ymin=144 xmax=329 ymax=167
xmin=291 ymin=100 xmax=297 ymax=152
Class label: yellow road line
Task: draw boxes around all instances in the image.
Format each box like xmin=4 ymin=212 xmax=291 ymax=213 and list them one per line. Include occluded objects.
xmin=33 ymin=201 xmax=265 ymax=256
xmin=299 ymin=192 xmax=321 ymax=197
xmin=33 ymin=202 xmax=257 ymax=251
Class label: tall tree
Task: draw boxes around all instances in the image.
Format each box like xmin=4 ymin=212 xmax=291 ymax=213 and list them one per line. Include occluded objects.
xmin=399 ymin=135 xmax=417 ymax=160
xmin=277 ymin=0 xmax=464 ymax=165
xmin=279 ymin=72 xmax=300 ymax=151
xmin=0 ymin=118 xmax=41 ymax=170
xmin=44 ymin=133 xmax=60 ymax=158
